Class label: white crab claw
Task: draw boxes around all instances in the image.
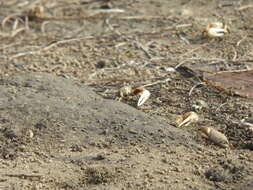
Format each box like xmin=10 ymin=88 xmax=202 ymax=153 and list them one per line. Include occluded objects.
xmin=176 ymin=111 xmax=199 ymax=127
xmin=204 ymin=22 xmax=229 ymax=38
xmin=137 ymin=89 xmax=151 ymax=106
xmin=132 ymin=87 xmax=150 ymax=106
xmin=207 ymin=28 xmax=227 ymax=37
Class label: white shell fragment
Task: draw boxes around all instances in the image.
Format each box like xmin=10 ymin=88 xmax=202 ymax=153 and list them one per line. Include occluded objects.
xmin=199 ymin=126 xmax=229 ymax=148
xmin=175 ymin=111 xmax=199 ymax=127
xmin=203 ymin=22 xmax=229 ymax=38
xmin=132 ymin=87 xmax=151 ymax=107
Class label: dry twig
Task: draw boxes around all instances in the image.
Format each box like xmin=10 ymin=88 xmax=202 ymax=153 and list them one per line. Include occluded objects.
xmin=120 ymin=15 xmax=162 ymax=20
xmin=141 ymin=77 xmax=171 ymax=88
xmin=237 ymin=4 xmax=253 ymax=10
xmin=215 ymin=103 xmax=227 ymax=112
xmin=232 ymin=46 xmax=237 ymax=61
xmin=189 ymin=83 xmax=205 ymax=96
xmin=165 ymin=23 xmax=192 ymax=30
xmin=134 ymin=41 xmax=153 ymax=59
xmin=236 ymin=35 xmax=247 ymax=46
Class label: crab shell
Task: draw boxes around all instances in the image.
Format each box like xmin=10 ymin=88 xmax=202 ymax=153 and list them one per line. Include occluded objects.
xmin=28 ymin=6 xmax=44 ymax=18
xmin=119 ymin=86 xmax=132 ymax=97
xmin=200 ymin=126 xmax=229 ymax=148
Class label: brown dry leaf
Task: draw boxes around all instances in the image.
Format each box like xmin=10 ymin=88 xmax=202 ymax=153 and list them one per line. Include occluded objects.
xmin=203 ymin=70 xmax=253 ymax=98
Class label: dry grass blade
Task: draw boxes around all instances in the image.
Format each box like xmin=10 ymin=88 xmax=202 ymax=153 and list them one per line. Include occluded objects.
xmin=2 ymin=13 xmax=22 ymax=28
xmin=238 ymin=4 xmax=253 ymax=10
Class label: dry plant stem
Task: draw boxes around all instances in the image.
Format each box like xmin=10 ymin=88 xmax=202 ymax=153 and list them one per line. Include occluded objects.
xmin=120 ymin=15 xmax=162 ymax=20
xmin=41 ymin=21 xmax=52 ymax=33
xmin=12 ymin=19 xmax=19 ymax=30
xmin=180 ymin=45 xmax=206 ymax=58
xmin=2 ymin=13 xmax=22 ymax=28
xmin=178 ymin=34 xmax=190 ymax=44
xmin=9 ymin=36 xmax=94 ymax=61
xmin=189 ymin=83 xmax=204 ymax=96
xmin=2 ymin=9 xmax=125 ymax=28
xmin=25 ymin=16 xmax=29 ymax=30
xmin=238 ymin=4 xmax=253 ymax=10
xmin=141 ymin=77 xmax=171 ymax=88
xmin=135 ymin=41 xmax=153 ymax=59
xmin=11 ymin=28 xmax=26 ymax=37
xmin=215 ymin=103 xmax=227 ymax=112
xmin=4 ymin=173 xmax=42 ymax=179
xmin=165 ymin=23 xmax=192 ymax=30
xmin=175 ymin=60 xmax=188 ymax=69
xmin=232 ymin=46 xmax=237 ymax=61
xmin=236 ymin=35 xmax=247 ymax=46
xmin=153 ymin=56 xmax=226 ymax=64
xmin=105 ymin=18 xmax=121 ymax=36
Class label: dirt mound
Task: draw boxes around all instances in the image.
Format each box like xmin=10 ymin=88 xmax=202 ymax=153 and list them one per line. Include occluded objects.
xmin=0 ymin=72 xmax=195 ymax=152
xmin=0 ymin=72 xmax=194 ymax=189
xmin=0 ymin=73 xmax=251 ymax=190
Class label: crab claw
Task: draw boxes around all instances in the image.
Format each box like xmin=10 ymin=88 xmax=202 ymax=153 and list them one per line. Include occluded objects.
xmin=207 ymin=27 xmax=227 ymax=37
xmin=204 ymin=22 xmax=229 ymax=38
xmin=132 ymin=87 xmax=151 ymax=106
xmin=199 ymin=126 xmax=229 ymax=148
xmin=176 ymin=111 xmax=199 ymax=127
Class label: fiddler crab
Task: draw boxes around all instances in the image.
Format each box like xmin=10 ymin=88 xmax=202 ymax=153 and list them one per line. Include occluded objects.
xmin=175 ymin=111 xmax=199 ymax=128
xmin=203 ymin=22 xmax=230 ymax=38
xmin=119 ymin=86 xmax=151 ymax=107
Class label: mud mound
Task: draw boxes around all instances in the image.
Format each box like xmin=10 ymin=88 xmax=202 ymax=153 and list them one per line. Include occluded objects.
xmin=0 ymin=73 xmax=252 ymax=189
xmin=0 ymin=72 xmax=195 ymax=159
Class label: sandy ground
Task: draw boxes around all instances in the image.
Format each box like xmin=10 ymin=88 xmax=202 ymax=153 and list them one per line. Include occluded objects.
xmin=0 ymin=0 xmax=252 ymax=189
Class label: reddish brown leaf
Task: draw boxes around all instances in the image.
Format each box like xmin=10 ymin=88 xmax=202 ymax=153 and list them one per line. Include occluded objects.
xmin=203 ymin=70 xmax=253 ymax=98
